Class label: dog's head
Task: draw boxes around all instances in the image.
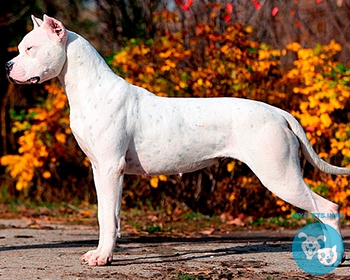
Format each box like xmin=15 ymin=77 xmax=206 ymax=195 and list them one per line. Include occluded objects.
xmin=5 ymin=15 xmax=67 ymax=84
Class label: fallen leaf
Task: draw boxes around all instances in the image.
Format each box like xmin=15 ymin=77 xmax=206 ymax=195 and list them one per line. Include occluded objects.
xmin=79 ymin=209 xmax=95 ymax=218
xmin=199 ymin=228 xmax=215 ymax=235
xmin=227 ymin=217 xmax=245 ymax=227
xmin=147 ymin=215 xmax=158 ymax=222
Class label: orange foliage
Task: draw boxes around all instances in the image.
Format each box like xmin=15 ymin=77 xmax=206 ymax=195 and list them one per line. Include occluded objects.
xmin=111 ymin=23 xmax=281 ymax=101
xmin=1 ymin=83 xmax=72 ymax=191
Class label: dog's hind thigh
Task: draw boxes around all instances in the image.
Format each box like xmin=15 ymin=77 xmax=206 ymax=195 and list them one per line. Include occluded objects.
xmin=239 ymin=124 xmax=341 ymax=233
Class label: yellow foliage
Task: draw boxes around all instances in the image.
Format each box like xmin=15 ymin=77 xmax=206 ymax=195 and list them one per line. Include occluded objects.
xmin=228 ymin=192 xmax=235 ymax=202
xmin=245 ymin=26 xmax=253 ymax=34
xmin=150 ymin=177 xmax=159 ymax=188
xmin=283 ymin=41 xmax=350 ymax=215
xmin=149 ymin=175 xmax=167 ymax=188
xmin=158 ymin=175 xmax=167 ymax=182
xmin=55 ymin=132 xmax=67 ymax=144
xmin=111 ymin=23 xmax=281 ymax=100
xmin=42 ymin=171 xmax=51 ymax=179
xmin=286 ymin=42 xmax=301 ymax=52
xmin=1 ymin=82 xmax=70 ymax=189
xmin=227 ymin=161 xmax=235 ymax=172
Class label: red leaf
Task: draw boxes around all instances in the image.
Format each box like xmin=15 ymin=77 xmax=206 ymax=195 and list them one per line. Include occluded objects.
xmin=316 ymin=0 xmax=322 ymax=3
xmin=251 ymin=0 xmax=261 ymax=10
xmin=271 ymin=7 xmax=279 ymax=16
xmin=180 ymin=4 xmax=190 ymax=11
xmin=223 ymin=14 xmax=231 ymax=22
xmin=226 ymin=3 xmax=233 ymax=13
xmin=306 ymin=126 xmax=315 ymax=132
xmin=187 ymin=0 xmax=194 ymax=6
xmin=175 ymin=0 xmax=194 ymax=11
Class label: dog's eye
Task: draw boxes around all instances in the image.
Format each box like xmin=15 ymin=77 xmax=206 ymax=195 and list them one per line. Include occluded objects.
xmin=25 ymin=46 xmax=34 ymax=55
xmin=25 ymin=46 xmax=33 ymax=54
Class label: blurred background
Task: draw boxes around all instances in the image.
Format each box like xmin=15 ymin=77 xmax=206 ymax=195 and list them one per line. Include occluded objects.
xmin=1 ymin=0 xmax=350 ymax=224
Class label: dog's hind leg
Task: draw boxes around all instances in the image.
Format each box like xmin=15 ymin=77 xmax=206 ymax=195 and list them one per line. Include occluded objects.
xmin=239 ymin=123 xmax=341 ymax=233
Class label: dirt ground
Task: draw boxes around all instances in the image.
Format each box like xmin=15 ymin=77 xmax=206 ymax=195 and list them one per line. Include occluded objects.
xmin=1 ymin=219 xmax=350 ymax=280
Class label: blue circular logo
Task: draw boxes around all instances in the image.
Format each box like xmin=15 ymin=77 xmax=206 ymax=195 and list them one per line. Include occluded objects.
xmin=292 ymin=223 xmax=344 ymax=275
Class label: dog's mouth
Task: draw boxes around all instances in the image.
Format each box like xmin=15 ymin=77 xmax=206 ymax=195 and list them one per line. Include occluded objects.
xmin=27 ymin=76 xmax=40 ymax=84
xmin=8 ymin=76 xmax=40 ymax=84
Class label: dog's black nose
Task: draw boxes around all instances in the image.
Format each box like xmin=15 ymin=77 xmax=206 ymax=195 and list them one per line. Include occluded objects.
xmin=5 ymin=61 xmax=14 ymax=74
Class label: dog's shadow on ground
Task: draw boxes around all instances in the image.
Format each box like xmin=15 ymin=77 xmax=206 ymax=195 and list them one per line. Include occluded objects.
xmin=111 ymin=236 xmax=350 ymax=267
xmin=2 ymin=234 xmax=350 ymax=267
xmin=112 ymin=235 xmax=293 ymax=266
xmin=0 ymin=234 xmax=292 ymax=254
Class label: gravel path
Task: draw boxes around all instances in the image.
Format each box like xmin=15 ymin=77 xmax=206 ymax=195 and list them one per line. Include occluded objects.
xmin=1 ymin=219 xmax=350 ymax=279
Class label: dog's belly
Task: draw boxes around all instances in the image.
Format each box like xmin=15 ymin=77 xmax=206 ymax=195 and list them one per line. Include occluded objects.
xmin=124 ymin=153 xmax=221 ymax=176
xmin=123 ymin=95 xmax=242 ymax=175
xmin=129 ymin=130 xmax=229 ymax=175
xmin=123 ymin=134 xmax=229 ymax=175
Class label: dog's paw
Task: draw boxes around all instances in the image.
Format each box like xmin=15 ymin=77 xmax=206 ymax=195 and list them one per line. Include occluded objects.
xmin=81 ymin=249 xmax=113 ymax=266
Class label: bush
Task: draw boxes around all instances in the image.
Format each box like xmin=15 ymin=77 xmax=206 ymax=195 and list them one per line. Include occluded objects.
xmin=1 ymin=83 xmax=93 ymax=202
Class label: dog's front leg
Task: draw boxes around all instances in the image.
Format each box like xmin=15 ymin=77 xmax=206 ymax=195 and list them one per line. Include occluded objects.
xmin=81 ymin=157 xmax=125 ymax=266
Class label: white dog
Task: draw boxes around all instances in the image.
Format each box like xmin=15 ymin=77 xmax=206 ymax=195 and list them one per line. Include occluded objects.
xmin=6 ymin=15 xmax=350 ymax=265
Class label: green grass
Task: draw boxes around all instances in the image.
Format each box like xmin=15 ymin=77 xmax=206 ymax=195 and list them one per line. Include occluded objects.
xmin=145 ymin=225 xmax=164 ymax=233
xmin=173 ymin=274 xmax=198 ymax=280
xmin=182 ymin=212 xmax=212 ymax=220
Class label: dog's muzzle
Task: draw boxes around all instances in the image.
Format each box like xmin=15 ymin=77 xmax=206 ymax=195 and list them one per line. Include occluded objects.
xmin=5 ymin=61 xmax=40 ymax=84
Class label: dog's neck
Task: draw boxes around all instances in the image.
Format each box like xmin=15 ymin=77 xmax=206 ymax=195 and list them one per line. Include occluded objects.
xmin=58 ymin=31 xmax=122 ymax=107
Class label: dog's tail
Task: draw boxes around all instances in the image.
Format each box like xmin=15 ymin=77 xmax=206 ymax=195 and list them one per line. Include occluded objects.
xmin=280 ymin=109 xmax=350 ymax=176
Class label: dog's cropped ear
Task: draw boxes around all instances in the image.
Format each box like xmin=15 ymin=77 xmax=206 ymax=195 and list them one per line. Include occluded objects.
xmin=42 ymin=14 xmax=67 ymax=44
xmin=31 ymin=15 xmax=43 ymax=29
